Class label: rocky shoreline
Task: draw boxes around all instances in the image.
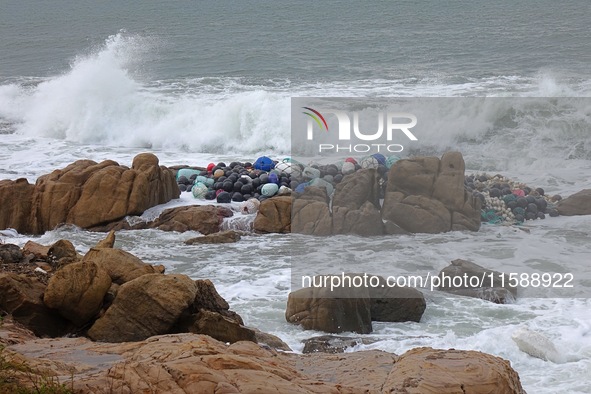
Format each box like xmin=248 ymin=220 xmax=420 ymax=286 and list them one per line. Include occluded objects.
xmin=0 ymin=234 xmax=528 ymax=393
xmin=1 ymin=152 xmax=589 ymax=237
xmin=2 ymin=152 xmax=591 ymax=393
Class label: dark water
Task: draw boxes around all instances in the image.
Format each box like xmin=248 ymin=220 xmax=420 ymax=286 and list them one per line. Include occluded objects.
xmin=2 ymin=0 xmax=591 ymax=83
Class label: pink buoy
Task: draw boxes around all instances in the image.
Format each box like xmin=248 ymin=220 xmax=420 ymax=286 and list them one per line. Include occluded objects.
xmin=513 ymin=189 xmax=525 ymax=197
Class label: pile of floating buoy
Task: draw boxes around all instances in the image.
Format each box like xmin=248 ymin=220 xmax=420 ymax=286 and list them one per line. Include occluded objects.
xmin=465 ymin=173 xmax=562 ymax=225
xmin=176 ymin=157 xmax=291 ymax=204
xmin=177 ymin=157 xmax=561 ymax=226
xmin=175 ymin=154 xmax=399 ymax=211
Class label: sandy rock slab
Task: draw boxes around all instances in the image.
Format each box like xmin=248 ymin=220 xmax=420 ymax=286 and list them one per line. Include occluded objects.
xmin=1 ymin=320 xmax=525 ymax=394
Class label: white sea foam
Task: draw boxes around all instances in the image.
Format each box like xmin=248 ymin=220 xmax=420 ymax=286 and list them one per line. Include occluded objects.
xmin=1 ymin=33 xmax=590 ymax=179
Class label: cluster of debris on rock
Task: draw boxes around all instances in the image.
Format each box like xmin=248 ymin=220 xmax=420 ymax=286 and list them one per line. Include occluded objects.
xmin=466 ymin=173 xmax=562 ymax=225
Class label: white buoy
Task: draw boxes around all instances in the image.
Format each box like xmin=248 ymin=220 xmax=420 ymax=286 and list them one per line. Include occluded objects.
xmin=511 ymin=327 xmax=564 ymax=363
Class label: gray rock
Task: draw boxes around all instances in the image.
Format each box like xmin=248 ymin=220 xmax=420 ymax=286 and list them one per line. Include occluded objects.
xmin=437 ymin=259 xmax=517 ymax=303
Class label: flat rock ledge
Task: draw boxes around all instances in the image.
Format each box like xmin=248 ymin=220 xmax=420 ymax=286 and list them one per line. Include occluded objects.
xmin=0 ymin=319 xmax=525 ymax=394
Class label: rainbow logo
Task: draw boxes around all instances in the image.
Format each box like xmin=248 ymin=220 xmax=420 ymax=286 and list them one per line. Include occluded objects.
xmin=302 ymin=107 xmax=328 ymax=131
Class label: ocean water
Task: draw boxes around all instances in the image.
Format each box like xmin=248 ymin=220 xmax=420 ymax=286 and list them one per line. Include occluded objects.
xmin=1 ymin=1 xmax=591 ymax=392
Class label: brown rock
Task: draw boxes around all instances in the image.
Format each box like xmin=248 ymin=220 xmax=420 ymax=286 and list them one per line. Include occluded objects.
xmin=451 ymin=191 xmax=482 ymax=231
xmin=0 ymin=244 xmax=23 ymax=264
xmin=332 ymin=201 xmax=384 ymax=236
xmin=0 ymin=273 xmax=68 ymax=337
xmin=23 ymin=241 xmax=50 ymax=260
xmin=95 ymin=230 xmax=116 ymax=248
xmin=46 ymin=239 xmax=81 ymax=272
xmin=190 ymin=310 xmax=257 ymax=344
xmin=286 ymin=285 xmax=372 ymax=334
xmin=47 ymin=239 xmax=78 ymax=261
xmin=302 ymin=335 xmax=375 ymax=354
xmin=369 ymin=278 xmax=426 ymax=323
xmin=193 ymin=279 xmax=231 ymax=311
xmin=251 ymin=328 xmax=292 ymax=351
xmin=432 ymin=151 xmax=466 ymax=211
xmin=291 ymin=349 xmax=397 ymax=393
xmin=0 ymin=323 xmax=525 ymax=394
xmin=384 ymin=347 xmax=525 ymax=394
xmin=87 ymin=274 xmax=197 ymax=342
xmin=332 ymin=168 xmax=380 ymax=210
xmin=557 ymin=189 xmax=591 ymax=216
xmin=382 ymin=194 xmax=451 ymax=233
xmin=0 ymin=178 xmax=35 ymax=233
xmin=253 ymin=196 xmax=292 ymax=233
xmin=69 ymin=155 xmax=179 ymax=228
xmin=70 ymin=334 xmax=368 ymax=393
xmin=185 ymin=230 xmax=241 ymax=245
xmin=292 ymin=198 xmax=332 ymax=235
xmin=104 ymin=282 xmax=119 ymax=306
xmin=43 ymin=261 xmax=112 ymax=326
xmin=174 ymin=279 xmax=244 ymax=334
xmin=132 ymin=152 xmax=159 ymax=170
xmin=82 ymin=248 xmax=162 ymax=285
xmin=193 ymin=279 xmax=243 ymax=324
xmin=382 ymin=153 xmax=480 ymax=234
xmin=152 ymin=205 xmax=233 ymax=234
xmin=296 ymin=185 xmax=330 ymax=203
xmin=0 ymin=154 xmax=179 ymax=235
xmin=437 ymin=259 xmax=517 ymax=304
xmin=387 ymin=156 xmax=440 ymax=196
xmin=172 ymin=279 xmax=244 ymax=333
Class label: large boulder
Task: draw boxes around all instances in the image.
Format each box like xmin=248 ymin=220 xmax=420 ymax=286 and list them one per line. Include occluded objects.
xmin=286 ymin=285 xmax=373 ymax=334
xmin=192 ymin=279 xmax=244 ymax=324
xmin=382 ymin=194 xmax=451 ymax=233
xmin=253 ymin=196 xmax=292 ymax=233
xmin=384 ymin=347 xmax=526 ymax=394
xmin=22 ymin=241 xmax=50 ymax=260
xmin=173 ymin=279 xmax=245 ymax=334
xmin=0 ymin=273 xmax=68 ymax=337
xmin=332 ymin=201 xmax=384 ymax=236
xmin=149 ymin=205 xmax=233 ymax=234
xmin=87 ymin=274 xmax=198 ymax=342
xmin=369 ymin=279 xmax=426 ymax=322
xmin=89 ymin=204 xmax=234 ymax=233
xmin=382 ymin=152 xmax=481 ymax=233
xmin=437 ymin=259 xmax=517 ymax=304
xmin=43 ymin=261 xmax=112 ymax=326
xmin=47 ymin=239 xmax=79 ymax=268
xmin=0 ymin=154 xmax=179 ymax=234
xmin=432 ymin=151 xmax=467 ymax=211
xmin=286 ymin=274 xmax=426 ymax=333
xmin=82 ymin=248 xmax=163 ymax=285
xmin=388 ymin=156 xmax=440 ymax=196
xmin=0 ymin=178 xmax=35 ymax=233
xmin=332 ymin=168 xmax=380 ymax=210
xmin=557 ymin=189 xmax=591 ymax=216
xmin=0 ymin=244 xmax=23 ymax=264
xmin=451 ymin=191 xmax=482 ymax=231
xmin=188 ymin=309 xmax=257 ymax=344
xmin=291 ymin=186 xmax=332 ymax=235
